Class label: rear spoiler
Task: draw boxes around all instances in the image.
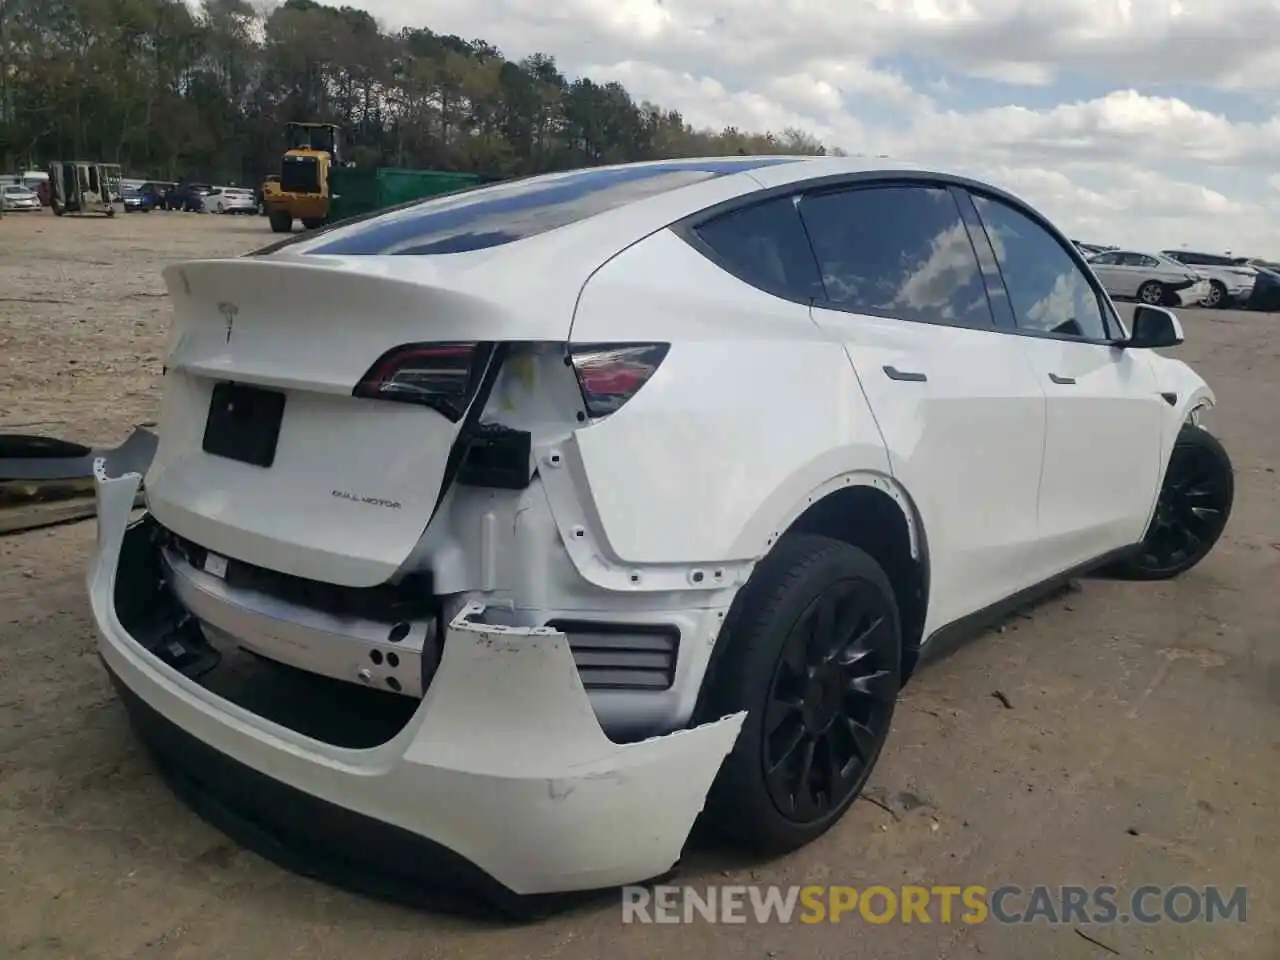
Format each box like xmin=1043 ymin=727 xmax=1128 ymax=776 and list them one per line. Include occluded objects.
xmin=0 ymin=426 xmax=157 ymax=536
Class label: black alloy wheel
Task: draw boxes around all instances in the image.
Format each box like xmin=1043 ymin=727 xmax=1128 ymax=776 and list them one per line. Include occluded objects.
xmin=1110 ymin=425 xmax=1234 ymax=580
xmin=763 ymin=578 xmax=898 ymax=824
xmin=700 ymin=534 xmax=902 ymax=854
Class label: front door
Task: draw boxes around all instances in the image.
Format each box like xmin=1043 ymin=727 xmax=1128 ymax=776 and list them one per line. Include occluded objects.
xmin=798 ymin=183 xmax=1049 ymax=635
xmin=968 ymin=192 xmax=1166 ymax=572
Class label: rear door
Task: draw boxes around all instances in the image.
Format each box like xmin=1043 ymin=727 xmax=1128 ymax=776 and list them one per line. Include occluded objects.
xmin=967 ymin=191 xmax=1165 ymax=572
xmin=799 ymin=182 xmax=1049 ymax=633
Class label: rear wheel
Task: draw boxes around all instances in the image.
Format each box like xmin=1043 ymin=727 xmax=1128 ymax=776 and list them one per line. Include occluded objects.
xmin=268 ymin=209 xmax=293 ymax=233
xmin=701 ymin=534 xmax=901 ymax=855
xmin=1108 ymin=425 xmax=1233 ymax=580
xmin=301 ymin=217 xmax=326 ymax=230
xmin=1204 ymin=280 xmax=1226 ymax=308
xmin=1138 ymin=280 xmax=1165 ymax=305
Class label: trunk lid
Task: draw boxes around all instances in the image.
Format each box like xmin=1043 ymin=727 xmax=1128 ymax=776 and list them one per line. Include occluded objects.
xmin=147 ymin=256 xmax=568 ymax=588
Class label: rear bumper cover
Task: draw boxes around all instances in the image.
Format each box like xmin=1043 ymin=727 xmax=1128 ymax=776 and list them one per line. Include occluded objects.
xmin=89 ymin=465 xmax=744 ymax=909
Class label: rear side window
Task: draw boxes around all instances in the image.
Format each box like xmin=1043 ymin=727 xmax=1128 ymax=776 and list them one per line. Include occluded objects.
xmin=799 ymin=185 xmax=996 ymax=328
xmin=1119 ymin=253 xmax=1159 ymax=267
xmin=691 ymin=196 xmax=824 ymax=300
xmin=294 ymin=158 xmax=801 ymax=257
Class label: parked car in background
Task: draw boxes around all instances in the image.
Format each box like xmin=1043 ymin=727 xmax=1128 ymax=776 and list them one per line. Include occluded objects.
xmin=1242 ymin=263 xmax=1280 ymax=312
xmin=1161 ymin=250 xmax=1256 ymax=308
xmin=1 ymin=184 xmax=42 ymax=211
xmin=122 ymin=185 xmax=156 ymax=212
xmin=163 ymin=182 xmax=213 ymax=212
xmin=1073 ymin=240 xmax=1118 ymax=257
xmin=204 ymin=186 xmax=258 ymax=214
xmin=1086 ymin=249 xmax=1208 ymax=306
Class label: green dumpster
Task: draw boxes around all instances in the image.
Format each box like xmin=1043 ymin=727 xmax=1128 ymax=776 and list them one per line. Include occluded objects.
xmin=329 ymin=167 xmax=486 ymax=222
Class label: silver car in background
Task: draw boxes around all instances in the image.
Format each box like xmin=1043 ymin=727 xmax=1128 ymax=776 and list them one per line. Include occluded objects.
xmin=1161 ymin=249 xmax=1257 ymax=308
xmin=1086 ymin=249 xmax=1210 ymax=307
xmin=0 ymin=184 xmax=42 ymax=211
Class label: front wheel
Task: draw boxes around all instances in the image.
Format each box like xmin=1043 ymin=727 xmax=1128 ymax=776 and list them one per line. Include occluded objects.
xmin=301 ymin=216 xmax=326 ymax=230
xmin=1203 ymin=281 xmax=1226 ymax=308
xmin=700 ymin=533 xmax=901 ymax=855
xmin=1108 ymin=425 xmax=1234 ymax=580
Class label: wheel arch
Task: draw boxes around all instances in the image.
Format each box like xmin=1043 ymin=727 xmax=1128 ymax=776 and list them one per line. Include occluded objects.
xmin=697 ymin=472 xmax=932 ymax=720
xmin=782 ymin=481 xmax=931 ymax=680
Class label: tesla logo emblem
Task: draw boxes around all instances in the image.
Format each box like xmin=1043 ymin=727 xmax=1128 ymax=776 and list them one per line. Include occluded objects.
xmin=218 ymin=302 xmax=238 ymax=343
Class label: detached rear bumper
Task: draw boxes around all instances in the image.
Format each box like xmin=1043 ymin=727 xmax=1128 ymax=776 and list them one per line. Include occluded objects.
xmin=89 ymin=466 xmax=744 ymax=913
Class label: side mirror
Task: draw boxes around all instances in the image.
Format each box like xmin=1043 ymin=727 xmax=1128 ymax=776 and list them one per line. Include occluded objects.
xmin=1123 ymin=305 xmax=1184 ymax=349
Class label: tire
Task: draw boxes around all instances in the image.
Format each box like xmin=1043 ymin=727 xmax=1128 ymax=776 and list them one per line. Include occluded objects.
xmin=1137 ymin=281 xmax=1165 ymax=306
xmin=268 ymin=209 xmax=293 ymax=233
xmin=700 ymin=533 xmax=902 ymax=855
xmin=1203 ymin=280 xmax=1226 ymax=308
xmin=301 ymin=217 xmax=326 ymax=230
xmin=1107 ymin=425 xmax=1234 ymax=581
xmin=52 ymin=201 xmax=64 ymax=216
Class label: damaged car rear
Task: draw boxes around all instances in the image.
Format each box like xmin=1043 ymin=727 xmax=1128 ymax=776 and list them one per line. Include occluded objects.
xmin=86 ymin=155 xmax=1232 ymax=917
xmin=89 ymin=158 xmax=802 ymax=914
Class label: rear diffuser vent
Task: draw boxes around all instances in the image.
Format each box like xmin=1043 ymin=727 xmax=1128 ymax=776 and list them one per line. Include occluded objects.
xmin=545 ymin=620 xmax=679 ymax=691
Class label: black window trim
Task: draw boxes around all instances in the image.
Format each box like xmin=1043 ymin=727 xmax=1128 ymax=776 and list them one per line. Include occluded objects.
xmin=678 ymin=174 xmax=1005 ymax=333
xmin=671 ymin=169 xmax=1127 ymax=345
xmin=681 ymin=193 xmax=825 ymax=305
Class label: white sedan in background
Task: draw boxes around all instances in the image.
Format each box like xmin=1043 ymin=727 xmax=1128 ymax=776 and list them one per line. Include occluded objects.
xmin=203 ymin=186 xmax=258 ymax=214
xmin=1086 ymin=249 xmax=1210 ymax=307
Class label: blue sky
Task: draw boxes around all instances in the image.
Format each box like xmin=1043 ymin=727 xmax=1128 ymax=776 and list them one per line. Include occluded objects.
xmin=339 ymin=0 xmax=1280 ymax=255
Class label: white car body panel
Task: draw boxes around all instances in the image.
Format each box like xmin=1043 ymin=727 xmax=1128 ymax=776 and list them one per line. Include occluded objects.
xmin=810 ymin=306 xmax=1048 ymax=634
xmin=568 ymin=226 xmax=891 ymax=565
xmin=1013 ymin=338 xmax=1165 ymax=568
xmin=81 ymin=155 xmax=1225 ymax=901
xmin=91 ymin=468 xmax=744 ymax=896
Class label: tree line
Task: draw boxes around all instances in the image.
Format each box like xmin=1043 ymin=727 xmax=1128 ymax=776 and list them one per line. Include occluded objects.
xmin=0 ymin=0 xmax=837 ymax=185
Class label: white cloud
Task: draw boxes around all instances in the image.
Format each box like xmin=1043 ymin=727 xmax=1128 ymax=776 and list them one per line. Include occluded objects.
xmin=344 ymin=0 xmax=1280 ymax=255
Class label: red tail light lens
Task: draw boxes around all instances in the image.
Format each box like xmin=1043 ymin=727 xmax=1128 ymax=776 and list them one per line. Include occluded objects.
xmin=568 ymin=343 xmax=669 ymax=419
xmin=353 ymin=342 xmax=490 ymax=421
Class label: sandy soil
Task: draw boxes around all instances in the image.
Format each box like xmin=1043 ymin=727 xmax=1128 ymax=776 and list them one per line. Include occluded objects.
xmin=1 ymin=209 xmax=1278 ymax=959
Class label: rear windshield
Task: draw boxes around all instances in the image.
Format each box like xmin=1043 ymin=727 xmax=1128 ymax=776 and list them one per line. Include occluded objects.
xmin=287 ymin=157 xmax=800 ymax=257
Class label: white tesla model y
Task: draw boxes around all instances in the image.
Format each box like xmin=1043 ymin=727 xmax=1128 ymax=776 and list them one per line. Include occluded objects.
xmin=87 ymin=155 xmax=1234 ymax=914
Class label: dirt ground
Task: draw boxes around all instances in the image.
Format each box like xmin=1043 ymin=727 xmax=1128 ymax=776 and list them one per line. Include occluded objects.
xmin=1 ymin=209 xmax=1277 ymax=959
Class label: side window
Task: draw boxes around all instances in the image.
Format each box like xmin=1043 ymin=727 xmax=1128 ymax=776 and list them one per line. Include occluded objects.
xmin=1090 ymin=252 xmax=1121 ymax=266
xmin=971 ymin=193 xmax=1110 ymax=341
xmin=691 ymin=196 xmax=824 ymax=300
xmin=1138 ymin=255 xmax=1160 ymax=268
xmin=798 ymin=185 xmax=995 ymax=328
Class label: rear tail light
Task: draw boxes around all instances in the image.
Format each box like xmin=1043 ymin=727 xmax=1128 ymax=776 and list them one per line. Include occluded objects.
xmin=568 ymin=342 xmax=669 ymax=419
xmin=353 ymin=342 xmax=492 ymax=421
